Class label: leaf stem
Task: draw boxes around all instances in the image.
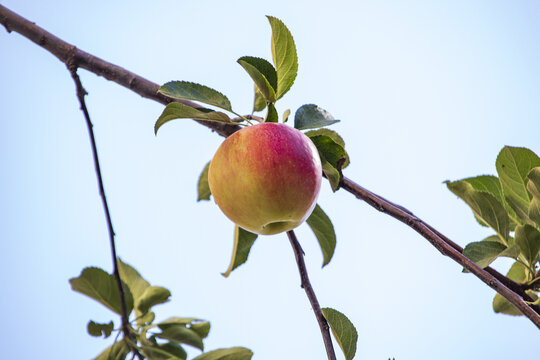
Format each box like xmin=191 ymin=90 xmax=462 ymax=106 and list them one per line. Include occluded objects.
xmin=286 ymin=230 xmax=337 ymax=360
xmin=67 ymin=65 xmax=144 ymax=360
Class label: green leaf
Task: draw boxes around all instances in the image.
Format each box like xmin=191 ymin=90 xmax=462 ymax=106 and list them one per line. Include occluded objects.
xmin=238 ymin=56 xmax=277 ymax=92
xmin=192 ymin=347 xmax=253 ymax=360
xmin=294 ymin=104 xmax=340 ymax=130
xmin=306 ymin=128 xmax=349 ymax=168
xmin=70 ymin=267 xmax=134 ymax=315
xmin=493 ymin=293 xmax=523 ymax=316
xmin=94 ymin=340 xmax=130 ymax=360
xmin=158 ymin=81 xmax=232 ymax=112
xmin=307 ymin=132 xmax=348 ymax=192
xmin=137 ymin=311 xmax=155 ymax=327
xmin=321 ymin=308 xmax=358 ymax=360
xmin=117 ymin=259 xmax=150 ymax=310
xmin=446 ymin=181 xmax=509 ymax=241
xmin=265 ymin=103 xmax=279 ymax=123
xmin=222 ymin=226 xmax=258 ymax=277
xmin=527 ymin=167 xmax=540 ymax=198
xmin=506 ymin=261 xmax=528 ymax=283
xmin=308 ymin=135 xmax=347 ymax=169
xmin=321 ymin=157 xmax=341 ymax=192
xmin=282 ymin=109 xmax=290 ymax=123
xmin=87 ymin=320 xmax=114 ymax=338
xmin=141 ymin=342 xmax=187 ymax=360
xmin=238 ymin=58 xmax=276 ymax=103
xmin=155 ymin=324 xmax=204 ymax=351
xmin=253 ymin=87 xmax=266 ymax=112
xmin=462 ymin=238 xmax=518 ymax=269
xmin=306 ymin=204 xmax=336 ymax=267
xmin=529 ymin=197 xmax=540 ymax=227
xmin=496 ymin=146 xmax=540 ymax=213
xmin=155 ymin=102 xmax=232 ymax=135
xmin=514 ymin=224 xmax=540 ymax=265
xmin=137 ymin=286 xmax=171 ymax=315
xmin=197 ymin=161 xmax=212 ymax=201
xmin=459 ymin=175 xmax=518 ymax=225
xmin=267 ymin=16 xmax=298 ymax=99
xmin=192 ymin=322 xmax=211 ymax=339
xmin=528 ymin=168 xmax=540 ymax=226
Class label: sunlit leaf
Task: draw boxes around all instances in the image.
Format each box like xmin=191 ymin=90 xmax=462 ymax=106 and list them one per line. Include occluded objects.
xmin=462 ymin=237 xmax=518 ymax=269
xmin=306 ymin=204 xmax=336 ymax=267
xmin=282 ymin=109 xmax=290 ymax=123
xmin=198 ymin=161 xmax=212 ymax=201
xmin=117 ymin=259 xmax=150 ymax=311
xmin=155 ymin=102 xmax=232 ymax=135
xmin=70 ymin=267 xmax=134 ymax=315
xmin=496 ymin=146 xmax=540 ymax=213
xmin=222 ymin=226 xmax=258 ymax=277
xmin=446 ymin=181 xmax=509 ymax=241
xmin=514 ymin=224 xmax=540 ymax=265
xmin=294 ymin=104 xmax=340 ymax=130
xmin=267 ymin=16 xmax=298 ymax=99
xmin=192 ymin=347 xmax=253 ymax=360
xmin=253 ymin=87 xmax=266 ymax=113
xmin=137 ymin=286 xmax=171 ymax=315
xmin=94 ymin=340 xmax=130 ymax=360
xmin=321 ymin=308 xmax=358 ymax=360
xmin=527 ymin=167 xmax=540 ymax=198
xmin=159 ymin=81 xmax=232 ymax=112
xmin=459 ymin=175 xmax=518 ymax=225
xmin=158 ymin=317 xmax=210 ymax=339
xmin=155 ymin=324 xmax=204 ymax=350
xmin=493 ymin=293 xmax=523 ymax=316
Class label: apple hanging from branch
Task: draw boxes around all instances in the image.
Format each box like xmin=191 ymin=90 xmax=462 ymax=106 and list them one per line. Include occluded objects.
xmin=208 ymin=123 xmax=322 ymax=235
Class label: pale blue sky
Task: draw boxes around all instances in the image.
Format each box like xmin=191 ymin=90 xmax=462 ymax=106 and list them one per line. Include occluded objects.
xmin=1 ymin=1 xmax=539 ymax=359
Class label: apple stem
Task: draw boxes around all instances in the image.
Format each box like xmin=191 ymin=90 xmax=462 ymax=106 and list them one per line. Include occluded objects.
xmin=287 ymin=230 xmax=337 ymax=360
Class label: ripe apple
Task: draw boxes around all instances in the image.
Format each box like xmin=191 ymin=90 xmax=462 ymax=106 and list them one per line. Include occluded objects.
xmin=208 ymin=122 xmax=322 ymax=235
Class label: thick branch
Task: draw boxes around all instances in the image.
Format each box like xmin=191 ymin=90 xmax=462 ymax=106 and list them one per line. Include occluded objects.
xmin=287 ymin=230 xmax=337 ymax=360
xmin=68 ymin=66 xmax=143 ymax=359
xmin=2 ymin=3 xmax=539 ymax=329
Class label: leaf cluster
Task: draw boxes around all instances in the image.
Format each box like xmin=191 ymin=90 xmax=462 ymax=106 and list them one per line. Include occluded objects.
xmin=446 ymin=146 xmax=540 ymax=315
xmin=70 ymin=259 xmax=251 ymax=360
xmin=154 ymin=16 xmax=359 ymax=359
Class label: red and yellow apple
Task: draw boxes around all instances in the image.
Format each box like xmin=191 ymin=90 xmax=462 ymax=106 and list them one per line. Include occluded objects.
xmin=208 ymin=123 xmax=322 ymax=235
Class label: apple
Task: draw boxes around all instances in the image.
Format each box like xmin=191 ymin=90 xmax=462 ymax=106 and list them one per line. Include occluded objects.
xmin=208 ymin=122 xmax=322 ymax=235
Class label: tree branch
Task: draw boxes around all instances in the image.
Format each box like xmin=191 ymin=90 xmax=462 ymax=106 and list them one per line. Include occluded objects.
xmin=287 ymin=230 xmax=337 ymax=360
xmin=341 ymin=177 xmax=540 ymax=328
xmin=2 ymin=3 xmax=539 ymax=329
xmin=0 ymin=4 xmax=239 ymax=138
xmin=67 ymin=66 xmax=143 ymax=359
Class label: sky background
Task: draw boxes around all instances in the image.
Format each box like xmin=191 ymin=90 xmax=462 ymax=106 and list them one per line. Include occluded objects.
xmin=1 ymin=1 xmax=539 ymax=359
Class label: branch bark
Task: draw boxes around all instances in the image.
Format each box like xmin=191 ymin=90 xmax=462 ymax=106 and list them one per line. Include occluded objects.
xmin=68 ymin=66 xmax=143 ymax=359
xmin=2 ymin=4 xmax=539 ymax=329
xmin=287 ymin=230 xmax=337 ymax=360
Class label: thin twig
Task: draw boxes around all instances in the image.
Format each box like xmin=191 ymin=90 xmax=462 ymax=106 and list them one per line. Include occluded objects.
xmin=67 ymin=65 xmax=144 ymax=359
xmin=287 ymin=230 xmax=337 ymax=360
xmin=2 ymin=3 xmax=539 ymax=329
